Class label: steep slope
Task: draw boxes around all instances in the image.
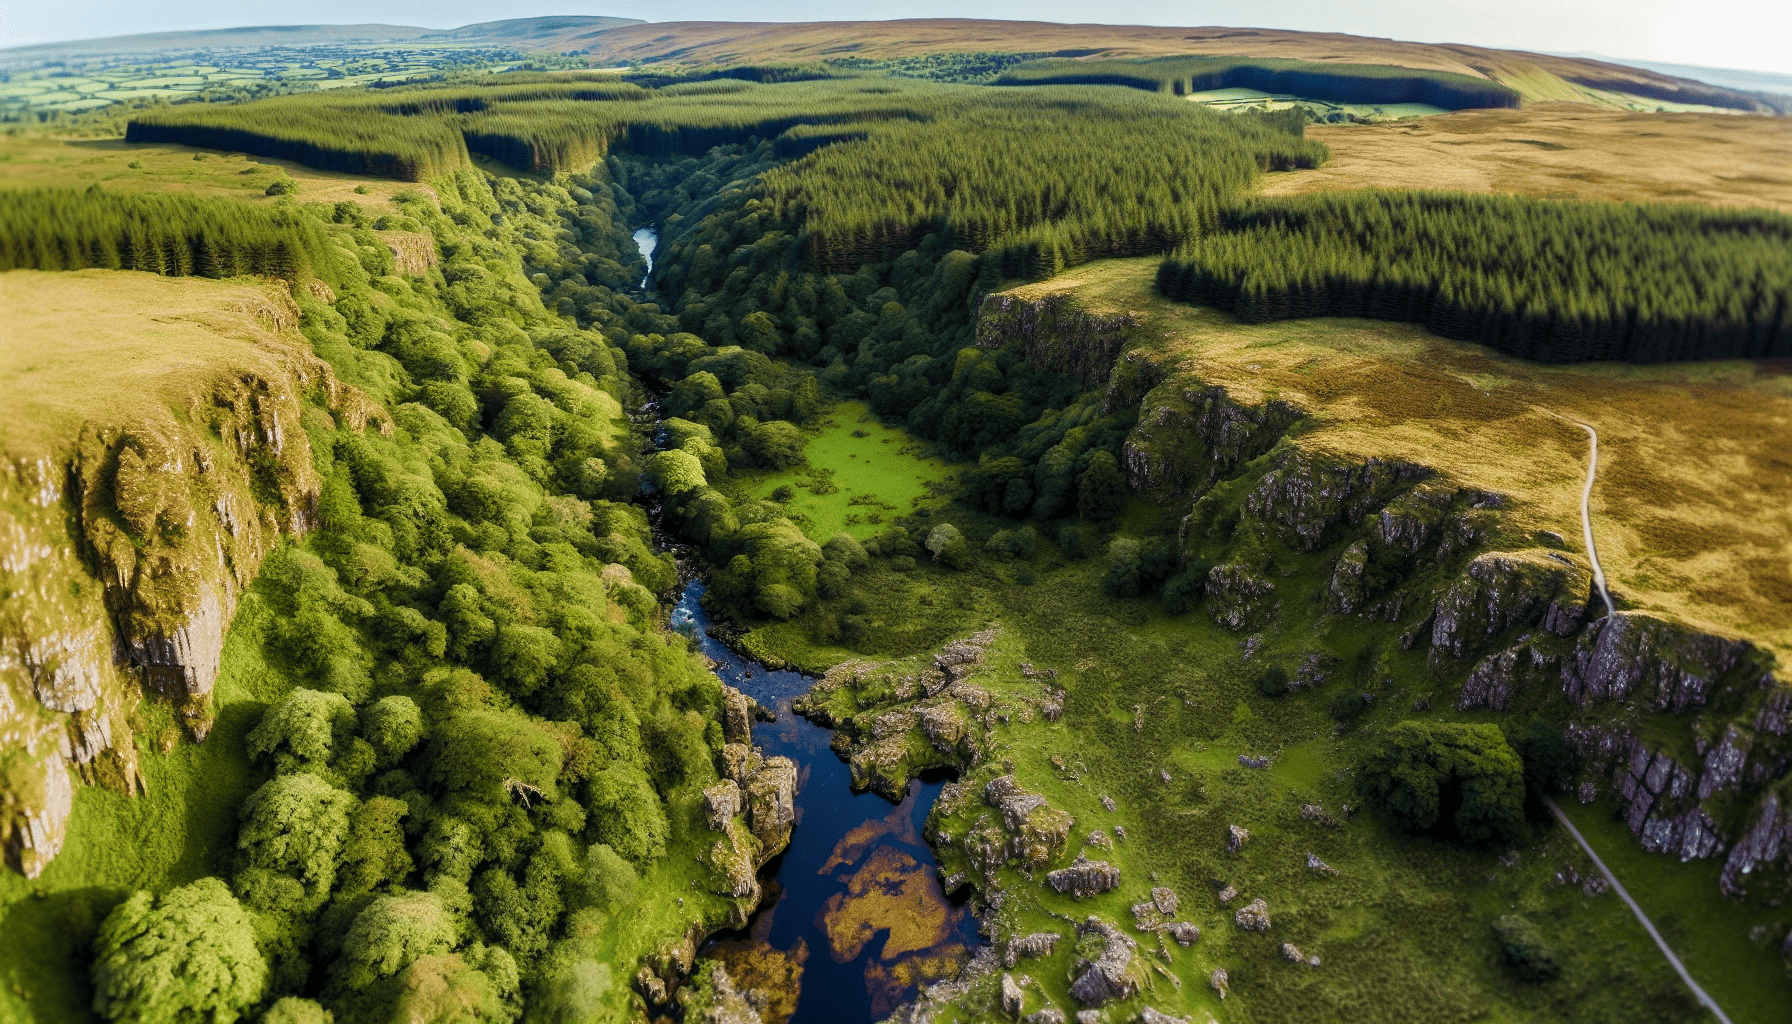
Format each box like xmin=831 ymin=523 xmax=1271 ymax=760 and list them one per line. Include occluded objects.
xmin=0 ymin=269 xmax=386 ymax=877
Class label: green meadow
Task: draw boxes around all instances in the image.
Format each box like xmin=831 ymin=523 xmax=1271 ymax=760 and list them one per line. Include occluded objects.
xmin=745 ymin=401 xmax=957 ymax=541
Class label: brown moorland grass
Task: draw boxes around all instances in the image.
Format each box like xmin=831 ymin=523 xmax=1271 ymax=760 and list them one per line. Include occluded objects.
xmin=1257 ymin=104 xmax=1792 ymax=211
xmin=0 ymin=268 xmax=317 ymax=457
xmin=1009 ymin=258 xmax=1792 ymax=664
xmin=563 ymin=19 xmax=1773 ymax=109
xmin=0 ymin=135 xmax=438 ymax=212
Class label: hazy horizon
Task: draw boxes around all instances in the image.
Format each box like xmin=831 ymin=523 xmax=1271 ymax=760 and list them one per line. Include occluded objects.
xmin=3 ymin=1 xmax=1790 ymax=77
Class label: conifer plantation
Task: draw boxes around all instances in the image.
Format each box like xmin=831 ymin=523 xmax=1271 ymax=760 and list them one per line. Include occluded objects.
xmin=993 ymin=54 xmax=1523 ymax=109
xmin=0 ymin=188 xmax=332 ymax=279
xmin=1156 ymin=191 xmax=1792 ymax=362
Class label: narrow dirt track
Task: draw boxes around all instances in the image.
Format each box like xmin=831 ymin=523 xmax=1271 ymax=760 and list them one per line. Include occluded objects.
xmin=1569 ymin=418 xmax=1617 ymax=617
xmin=1543 ymin=797 xmax=1734 ymax=1023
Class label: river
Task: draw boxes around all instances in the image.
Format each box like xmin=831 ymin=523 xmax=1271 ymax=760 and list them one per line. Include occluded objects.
xmin=669 ymin=582 xmax=978 ymax=1024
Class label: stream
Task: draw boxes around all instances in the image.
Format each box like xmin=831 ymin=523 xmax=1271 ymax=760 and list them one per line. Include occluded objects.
xmin=633 ymin=227 xmax=657 ymax=288
xmin=669 ymin=583 xmax=979 ymax=1024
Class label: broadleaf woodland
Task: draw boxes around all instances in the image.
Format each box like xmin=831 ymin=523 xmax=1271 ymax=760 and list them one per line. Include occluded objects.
xmin=2 ymin=62 xmax=1790 ymax=1024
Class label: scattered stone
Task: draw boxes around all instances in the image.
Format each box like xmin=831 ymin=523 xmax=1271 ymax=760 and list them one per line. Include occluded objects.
xmin=1281 ymin=942 xmax=1305 ymax=963
xmin=636 ymin=967 xmax=668 ymax=1005
xmin=1087 ymin=830 xmax=1114 ymax=851
xmin=1240 ymin=634 xmax=1264 ymax=662
xmin=1215 ymin=883 xmax=1238 ymax=905
xmin=1299 ymin=803 xmax=1333 ymax=824
xmin=1412 ymin=695 xmax=1432 ymax=712
xmin=1002 ymin=973 xmax=1025 ymax=1020
xmin=1234 ymin=898 xmax=1271 ymax=932
xmin=1137 ymin=1009 xmax=1189 ymax=1024
xmin=1209 ymin=968 xmax=1229 ymax=1000
xmin=1308 ymin=955 xmax=1322 ymax=967
xmin=1070 ymin=918 xmax=1139 ymax=1006
xmin=1537 ymin=530 xmax=1566 ymax=547
xmin=1238 ymin=754 xmax=1271 ymax=769
xmin=1582 ymin=874 xmax=1611 ymax=897
xmin=1100 ymin=794 xmax=1117 ymax=812
xmin=1227 ymin=824 xmax=1251 ymax=853
xmin=1166 ymin=922 xmax=1201 ymax=946
xmin=1048 ymin=854 xmax=1122 ymax=899
xmin=1151 ymin=887 xmax=1178 ymax=915
xmin=1305 ymin=852 xmax=1338 ymax=876
xmin=1498 ymin=850 xmax=1521 ymax=869
xmin=1027 ymin=1012 xmax=1066 ymax=1024
xmin=1159 ymin=768 xmax=1172 ymax=784
xmin=1075 ymin=1013 xmax=1104 ymax=1024
xmin=1113 ymin=826 xmax=1127 ymax=842
xmin=1577 ymin=781 xmax=1598 ymax=804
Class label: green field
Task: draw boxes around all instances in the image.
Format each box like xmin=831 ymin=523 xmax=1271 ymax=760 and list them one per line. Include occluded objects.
xmin=1186 ymin=87 xmax=1449 ymax=120
xmin=745 ymin=401 xmax=957 ymax=540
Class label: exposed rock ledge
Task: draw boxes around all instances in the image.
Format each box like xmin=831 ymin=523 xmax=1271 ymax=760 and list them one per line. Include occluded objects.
xmin=0 ymin=271 xmax=387 ymax=877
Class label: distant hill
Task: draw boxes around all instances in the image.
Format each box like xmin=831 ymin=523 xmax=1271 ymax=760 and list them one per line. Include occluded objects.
xmin=3 ymin=15 xmax=1780 ymax=114
xmin=0 ymin=16 xmax=645 ymax=67
xmin=1558 ymin=53 xmax=1792 ymax=98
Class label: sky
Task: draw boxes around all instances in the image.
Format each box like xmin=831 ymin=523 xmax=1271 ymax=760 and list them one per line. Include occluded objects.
xmin=4 ymin=0 xmax=1790 ymax=75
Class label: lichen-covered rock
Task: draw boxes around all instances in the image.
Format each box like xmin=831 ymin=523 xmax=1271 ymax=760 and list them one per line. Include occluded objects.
xmin=707 ymin=816 xmax=761 ymax=905
xmin=1457 ymin=637 xmax=1561 ymax=712
xmin=1281 ymin=942 xmax=1306 ymax=963
xmin=1720 ymin=794 xmax=1792 ymax=896
xmin=721 ymin=685 xmax=756 ymax=746
xmin=1166 ymin=922 xmax=1200 ymax=946
xmin=1025 ymin=1011 xmax=1066 ymax=1024
xmin=1136 ymin=1009 xmax=1188 ymax=1024
xmin=1209 ymin=967 xmax=1229 ymax=999
xmin=1205 ymin=561 xmax=1277 ymax=632
xmin=1429 ymin=551 xmax=1591 ymax=665
xmin=1007 ymin=932 xmax=1062 ymax=966
xmin=1123 ymin=379 xmax=1301 ymax=500
xmin=1227 ymin=824 xmax=1250 ymax=854
xmin=1234 ymin=898 xmax=1271 ymax=932
xmin=1562 ymin=612 xmax=1767 ymax=713
xmin=1325 ymin=541 xmax=1370 ymax=614
xmin=1048 ymin=854 xmax=1122 ymax=899
xmin=744 ymin=757 xmax=797 ymax=859
xmin=1243 ymin=449 xmax=1431 ymax=552
xmin=985 ymin=774 xmax=1075 ymax=870
xmin=1306 ymin=853 xmax=1338 ymax=876
xmin=704 ymin=781 xmax=742 ymax=831
xmin=681 ymin=963 xmax=764 ymax=1024
xmin=1001 ymin=973 xmax=1025 ymax=1020
xmin=1070 ymin=918 xmax=1139 ymax=1006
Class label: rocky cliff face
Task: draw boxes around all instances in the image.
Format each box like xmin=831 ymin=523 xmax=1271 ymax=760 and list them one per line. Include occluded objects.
xmin=971 ymin=283 xmax=1792 ymax=901
xmin=0 ymin=285 xmax=387 ymax=877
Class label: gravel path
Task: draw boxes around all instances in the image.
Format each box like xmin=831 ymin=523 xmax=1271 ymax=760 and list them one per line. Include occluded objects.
xmin=1543 ymin=796 xmax=1734 ymax=1024
xmin=1568 ymin=419 xmax=1616 ymax=617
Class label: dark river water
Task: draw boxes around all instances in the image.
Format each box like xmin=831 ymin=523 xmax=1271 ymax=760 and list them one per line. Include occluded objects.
xmin=669 ymin=582 xmax=979 ymax=1024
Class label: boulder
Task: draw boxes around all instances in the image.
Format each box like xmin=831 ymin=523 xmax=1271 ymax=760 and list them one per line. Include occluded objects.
xmin=1048 ymin=854 xmax=1121 ymax=899
xmin=1136 ymin=1010 xmax=1188 ymax=1024
xmin=721 ymin=685 xmax=755 ymax=745
xmin=1007 ymin=932 xmax=1062 ymax=966
xmin=1166 ymin=922 xmax=1201 ymax=946
xmin=1235 ymin=898 xmax=1270 ymax=932
xmin=1069 ymin=918 xmax=1139 ymax=1006
xmin=1002 ymin=973 xmax=1025 ymax=1020
xmin=745 ymin=756 xmax=797 ymax=857
xmin=1209 ymin=967 xmax=1229 ymax=999
xmin=1227 ymin=824 xmax=1251 ymax=853
xmin=1306 ymin=852 xmax=1339 ymax=876
xmin=1026 ymin=1012 xmax=1066 ymax=1024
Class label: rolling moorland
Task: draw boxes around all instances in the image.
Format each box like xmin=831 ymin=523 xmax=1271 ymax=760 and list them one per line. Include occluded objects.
xmin=0 ymin=17 xmax=1790 ymax=1024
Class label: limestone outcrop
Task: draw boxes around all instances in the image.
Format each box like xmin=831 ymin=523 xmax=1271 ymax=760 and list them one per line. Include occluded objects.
xmin=0 ymin=275 xmax=387 ymax=877
xmin=1122 ymin=379 xmax=1301 ymax=500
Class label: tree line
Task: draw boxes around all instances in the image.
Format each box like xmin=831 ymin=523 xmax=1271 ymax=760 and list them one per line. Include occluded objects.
xmin=0 ymin=187 xmax=332 ymax=280
xmin=125 ymin=73 xmax=1326 ymax=278
xmin=994 ymin=54 xmax=1522 ymax=109
xmin=1157 ymin=190 xmax=1792 ymax=363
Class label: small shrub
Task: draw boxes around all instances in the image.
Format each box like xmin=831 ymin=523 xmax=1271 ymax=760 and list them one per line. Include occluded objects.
xmin=1256 ymin=665 xmax=1290 ymax=697
xmin=1492 ymin=915 xmax=1559 ymax=982
xmin=264 ymin=178 xmax=296 ymax=196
